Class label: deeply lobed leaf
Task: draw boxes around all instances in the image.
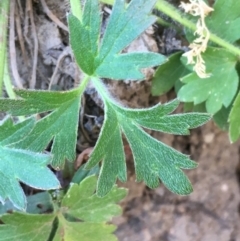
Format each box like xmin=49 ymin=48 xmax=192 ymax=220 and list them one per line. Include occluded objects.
xmin=85 ymin=102 xmax=126 ymax=196
xmin=55 ymin=176 xmax=126 ymax=241
xmin=53 ymin=176 xmax=126 ymax=241
xmin=114 ymin=99 xmax=210 ymax=135
xmin=86 ymin=79 xmax=211 ymax=197
xmin=0 ymin=118 xmax=59 ymax=210
xmin=0 ymin=117 xmax=34 ymax=145
xmin=0 ymin=0 xmax=213 ymax=217
xmin=0 ymin=176 xmax=127 ymax=241
xmin=68 ymin=0 xmax=166 ymax=80
xmin=0 ymin=88 xmax=82 ymax=168
xmin=206 ymin=0 xmax=240 ymax=43
xmin=178 ymin=47 xmax=239 ymax=114
xmin=54 ymin=219 xmax=118 ymax=241
xmin=120 ymin=120 xmax=197 ymax=194
xmin=0 ymin=89 xmax=79 ymax=116
xmin=61 ymin=176 xmax=127 ymax=222
xmin=151 ymin=52 xmax=189 ymax=96
xmin=0 ymin=192 xmax=53 ymax=215
xmin=68 ymin=0 xmax=100 ymax=74
xmin=0 ymin=213 xmax=55 ymax=241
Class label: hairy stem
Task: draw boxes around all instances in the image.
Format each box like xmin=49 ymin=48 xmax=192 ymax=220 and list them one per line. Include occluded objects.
xmin=0 ymin=0 xmax=10 ymax=96
xmin=3 ymin=57 xmax=16 ymax=99
xmin=91 ymin=77 xmax=110 ymax=101
xmin=91 ymin=77 xmax=121 ymax=109
xmin=78 ymin=74 xmax=91 ymax=94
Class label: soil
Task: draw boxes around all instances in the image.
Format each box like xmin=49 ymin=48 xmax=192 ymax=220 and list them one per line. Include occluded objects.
xmin=6 ymin=0 xmax=240 ymax=240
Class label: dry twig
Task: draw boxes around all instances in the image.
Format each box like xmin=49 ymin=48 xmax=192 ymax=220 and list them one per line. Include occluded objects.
xmin=27 ymin=0 xmax=38 ymax=89
xmin=40 ymin=0 xmax=68 ymax=32
xmin=9 ymin=0 xmax=23 ymax=89
xmin=15 ymin=2 xmax=27 ymax=64
xmin=23 ymin=1 xmax=31 ymax=49
xmin=48 ymin=46 xmax=71 ymax=90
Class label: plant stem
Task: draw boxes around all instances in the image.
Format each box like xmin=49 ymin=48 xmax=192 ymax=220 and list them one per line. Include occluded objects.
xmin=91 ymin=77 xmax=107 ymax=99
xmin=69 ymin=0 xmax=82 ymax=21
xmin=156 ymin=0 xmax=196 ymax=31
xmin=3 ymin=56 xmax=16 ymax=99
xmin=156 ymin=0 xmax=240 ymax=56
xmin=78 ymin=74 xmax=90 ymax=94
xmin=0 ymin=1 xmax=24 ymax=121
xmin=4 ymin=58 xmax=25 ymax=121
xmin=0 ymin=0 xmax=10 ymax=96
xmin=91 ymin=77 xmax=115 ymax=105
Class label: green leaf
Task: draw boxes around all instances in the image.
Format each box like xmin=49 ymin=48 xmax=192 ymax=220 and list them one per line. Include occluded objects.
xmin=0 ymin=88 xmax=82 ymax=168
xmin=68 ymin=0 xmax=166 ymax=80
xmin=26 ymin=192 xmax=53 ymax=214
xmin=61 ymin=176 xmax=126 ymax=222
xmin=84 ymin=102 xmax=127 ymax=197
xmin=116 ymin=100 xmax=211 ymax=135
xmin=0 ymin=116 xmax=34 ymax=145
xmin=55 ymin=175 xmax=126 ymax=241
xmin=86 ymin=79 xmax=211 ymax=196
xmin=0 ymin=176 xmax=126 ymax=241
xmin=206 ymin=0 xmax=240 ymax=43
xmin=71 ymin=163 xmax=100 ymax=184
xmin=178 ymin=47 xmax=239 ymax=114
xmin=183 ymin=102 xmax=207 ymax=113
xmin=0 ymin=212 xmax=55 ymax=241
xmin=96 ymin=52 xmax=165 ymax=80
xmin=0 ymin=118 xmax=60 ymax=210
xmin=68 ymin=0 xmax=100 ymax=74
xmin=0 ymin=150 xmax=54 ymax=210
xmin=54 ymin=217 xmax=117 ymax=241
xmin=0 ymin=192 xmax=53 ymax=215
xmin=0 ymin=89 xmax=79 ymax=115
xmin=213 ymin=105 xmax=231 ymax=131
xmin=183 ymin=0 xmax=240 ymax=44
xmin=120 ymin=121 xmax=196 ymax=194
xmin=229 ymin=92 xmax=240 ymax=142
xmin=151 ymin=52 xmax=189 ymax=96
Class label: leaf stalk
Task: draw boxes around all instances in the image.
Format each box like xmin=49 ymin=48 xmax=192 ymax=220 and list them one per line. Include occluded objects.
xmin=78 ymin=74 xmax=91 ymax=94
xmin=0 ymin=0 xmax=10 ymax=96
